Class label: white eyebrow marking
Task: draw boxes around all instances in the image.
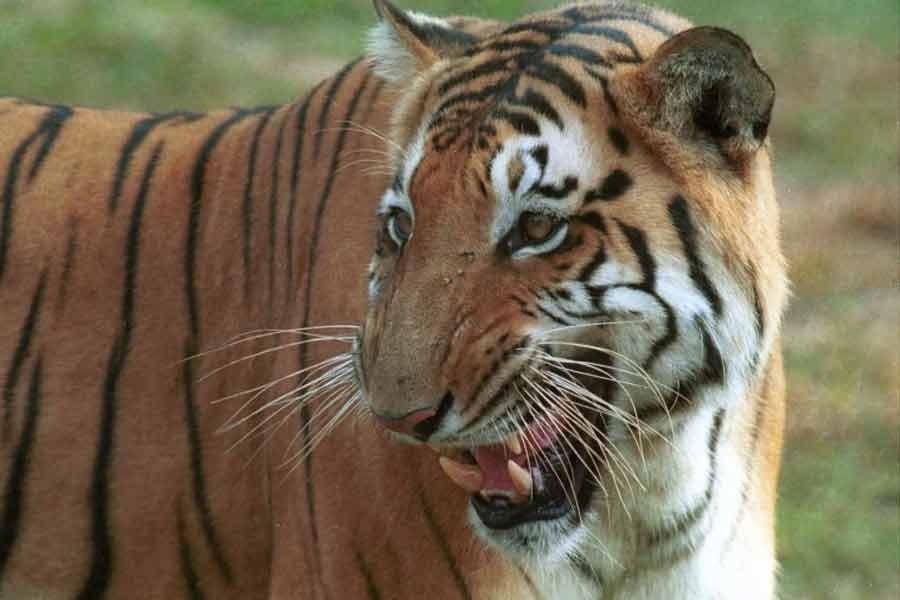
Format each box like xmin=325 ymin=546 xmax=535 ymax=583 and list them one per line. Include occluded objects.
xmin=488 ymin=114 xmax=600 ymax=245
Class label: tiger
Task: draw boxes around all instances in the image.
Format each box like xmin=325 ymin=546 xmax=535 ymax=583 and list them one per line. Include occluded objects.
xmin=0 ymin=0 xmax=787 ymax=598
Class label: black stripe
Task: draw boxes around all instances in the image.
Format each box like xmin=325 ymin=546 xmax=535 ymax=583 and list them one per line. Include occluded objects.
xmin=516 ymin=565 xmax=544 ymax=599
xmin=285 ymin=81 xmax=326 ymax=307
xmin=535 ymin=302 xmax=575 ymax=326
xmin=297 ymin=64 xmax=372 ymax=570
xmin=572 ymin=25 xmax=642 ymax=62
xmin=668 ymin=196 xmax=723 ymax=317
xmin=466 ymin=39 xmax=543 ymax=56
xmin=417 ymin=488 xmax=471 ymax=600
xmin=493 ymin=109 xmax=541 ymax=137
xmin=180 ymin=346 xmax=232 ymax=586
xmin=572 ymin=555 xmax=604 ymax=589
xmin=187 ymin=108 xmax=261 ymax=342
xmin=639 ymin=315 xmax=724 ymax=421
xmin=749 ymin=263 xmax=765 ymax=339
xmin=547 ymin=42 xmax=609 ymax=67
xmin=268 ymin=109 xmax=288 ymax=312
xmin=505 ymin=89 xmax=564 ymax=130
xmin=536 ymin=175 xmax=578 ymax=199
xmin=58 ymin=216 xmax=79 ymax=309
xmin=314 ymin=59 xmax=360 ymax=160
xmin=354 ymin=546 xmax=382 ymax=600
xmin=464 ymin=338 xmax=533 ymax=432
xmin=696 ymin=319 xmax=726 ymax=385
xmin=525 ymin=61 xmax=587 ymax=108
xmin=576 ymin=229 xmax=607 ymax=283
xmin=3 ymin=271 xmax=47 ymax=441
xmin=608 ymin=127 xmax=629 ymax=155
xmin=26 ymin=104 xmax=74 ymax=182
xmin=0 ymin=104 xmax=73 ymax=283
xmin=177 ymin=502 xmax=205 ymax=600
xmin=500 ymin=21 xmax=566 ymax=38
xmin=644 ymin=409 xmax=724 ymax=549
xmin=183 ymin=109 xmax=261 ymax=585
xmin=439 ymin=57 xmax=520 ymax=96
xmin=78 ymin=142 xmax=162 ymax=600
xmin=577 ymin=210 xmax=608 ymax=235
xmin=529 ymin=145 xmax=549 ymax=173
xmin=432 ymin=80 xmax=510 ymax=126
xmin=642 ymin=292 xmax=678 ymax=374
xmin=562 ymin=7 xmax=676 ymax=38
xmin=585 ymin=69 xmax=619 ymax=117
xmin=617 ymin=221 xmax=656 ymax=288
xmin=585 ymin=169 xmax=632 ymax=202
xmin=107 ymin=112 xmax=194 ymax=214
xmin=0 ymin=356 xmax=42 ymax=577
xmin=241 ymin=109 xmax=277 ymax=304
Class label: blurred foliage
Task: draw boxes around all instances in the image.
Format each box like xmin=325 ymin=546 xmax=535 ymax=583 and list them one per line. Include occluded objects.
xmin=2 ymin=1 xmax=898 ymax=599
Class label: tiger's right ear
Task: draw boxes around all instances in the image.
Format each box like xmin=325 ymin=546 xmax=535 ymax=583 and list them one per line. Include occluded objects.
xmin=368 ymin=0 xmax=478 ymax=82
xmin=614 ymin=26 xmax=775 ymax=168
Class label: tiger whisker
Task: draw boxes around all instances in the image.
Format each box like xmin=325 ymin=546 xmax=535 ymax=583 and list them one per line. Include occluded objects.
xmin=182 ymin=324 xmax=359 ymax=363
xmin=280 ymin=390 xmax=362 ymax=481
xmin=197 ymin=336 xmax=354 ymax=383
xmin=220 ymin=358 xmax=354 ymax=435
xmin=526 ymin=366 xmax=648 ymax=491
xmin=531 ymin=366 xmax=660 ymax=478
xmin=519 ymin=379 xmax=611 ymax=511
xmin=537 ymin=319 xmax=650 ymax=337
xmin=516 ymin=383 xmax=582 ymax=518
xmin=540 ymin=340 xmax=671 ymax=414
xmin=224 ymin=361 xmax=354 ymax=455
xmin=281 ymin=380 xmax=357 ymax=455
xmin=520 ymin=373 xmax=641 ymax=503
xmin=211 ymin=352 xmax=351 ymax=407
xmin=534 ymin=358 xmax=655 ymax=473
xmin=335 ymin=119 xmax=405 ymax=156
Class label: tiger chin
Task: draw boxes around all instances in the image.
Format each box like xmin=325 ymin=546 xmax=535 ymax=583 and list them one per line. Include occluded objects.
xmin=357 ymin=0 xmax=787 ymax=597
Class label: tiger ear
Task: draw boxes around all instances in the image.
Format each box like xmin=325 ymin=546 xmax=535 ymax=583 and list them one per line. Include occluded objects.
xmin=368 ymin=0 xmax=479 ymax=82
xmin=617 ymin=27 xmax=775 ymax=165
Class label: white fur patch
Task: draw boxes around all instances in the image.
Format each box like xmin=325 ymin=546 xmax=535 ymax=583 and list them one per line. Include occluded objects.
xmin=366 ymin=11 xmax=451 ymax=83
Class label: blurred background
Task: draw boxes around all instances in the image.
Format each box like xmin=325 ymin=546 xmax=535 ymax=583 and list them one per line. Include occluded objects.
xmin=2 ymin=0 xmax=896 ymax=598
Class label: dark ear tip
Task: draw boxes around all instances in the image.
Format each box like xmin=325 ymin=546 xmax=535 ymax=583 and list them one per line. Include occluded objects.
xmin=658 ymin=26 xmax=753 ymax=58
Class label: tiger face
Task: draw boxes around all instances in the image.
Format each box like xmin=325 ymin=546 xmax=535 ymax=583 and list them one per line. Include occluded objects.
xmin=357 ymin=1 xmax=785 ymax=564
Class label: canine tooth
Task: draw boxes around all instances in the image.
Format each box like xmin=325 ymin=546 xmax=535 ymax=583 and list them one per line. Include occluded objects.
xmin=506 ymin=433 xmax=522 ymax=455
xmin=507 ymin=460 xmax=533 ymax=497
xmin=439 ymin=456 xmax=484 ymax=494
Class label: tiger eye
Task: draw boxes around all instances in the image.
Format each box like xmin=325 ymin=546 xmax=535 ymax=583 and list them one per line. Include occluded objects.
xmin=520 ymin=212 xmax=555 ymax=243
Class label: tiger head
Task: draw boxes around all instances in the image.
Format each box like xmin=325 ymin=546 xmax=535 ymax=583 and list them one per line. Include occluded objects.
xmin=356 ymin=0 xmax=786 ymax=563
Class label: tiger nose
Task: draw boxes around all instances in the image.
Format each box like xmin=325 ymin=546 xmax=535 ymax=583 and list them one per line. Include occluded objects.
xmin=374 ymin=392 xmax=454 ymax=441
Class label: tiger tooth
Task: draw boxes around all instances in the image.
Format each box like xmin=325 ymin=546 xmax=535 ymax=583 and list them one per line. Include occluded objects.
xmin=439 ymin=456 xmax=484 ymax=494
xmin=506 ymin=433 xmax=522 ymax=455
xmin=507 ymin=460 xmax=533 ymax=497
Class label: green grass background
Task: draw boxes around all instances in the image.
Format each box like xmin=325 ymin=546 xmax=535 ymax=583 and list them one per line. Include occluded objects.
xmin=2 ymin=1 xmax=897 ymax=598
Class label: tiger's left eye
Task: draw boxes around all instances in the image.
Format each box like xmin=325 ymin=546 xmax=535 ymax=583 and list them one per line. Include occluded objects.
xmin=520 ymin=212 xmax=556 ymax=244
xmin=504 ymin=211 xmax=569 ymax=257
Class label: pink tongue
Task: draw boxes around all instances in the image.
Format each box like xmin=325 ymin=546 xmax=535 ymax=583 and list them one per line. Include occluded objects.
xmin=472 ymin=419 xmax=563 ymax=494
xmin=474 ymin=445 xmax=517 ymax=492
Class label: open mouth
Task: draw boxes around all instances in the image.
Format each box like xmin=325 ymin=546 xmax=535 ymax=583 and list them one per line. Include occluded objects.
xmin=437 ymin=415 xmax=602 ymax=530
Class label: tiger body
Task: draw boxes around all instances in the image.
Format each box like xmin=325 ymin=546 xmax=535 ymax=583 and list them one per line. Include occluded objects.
xmin=0 ymin=2 xmax=786 ymax=599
